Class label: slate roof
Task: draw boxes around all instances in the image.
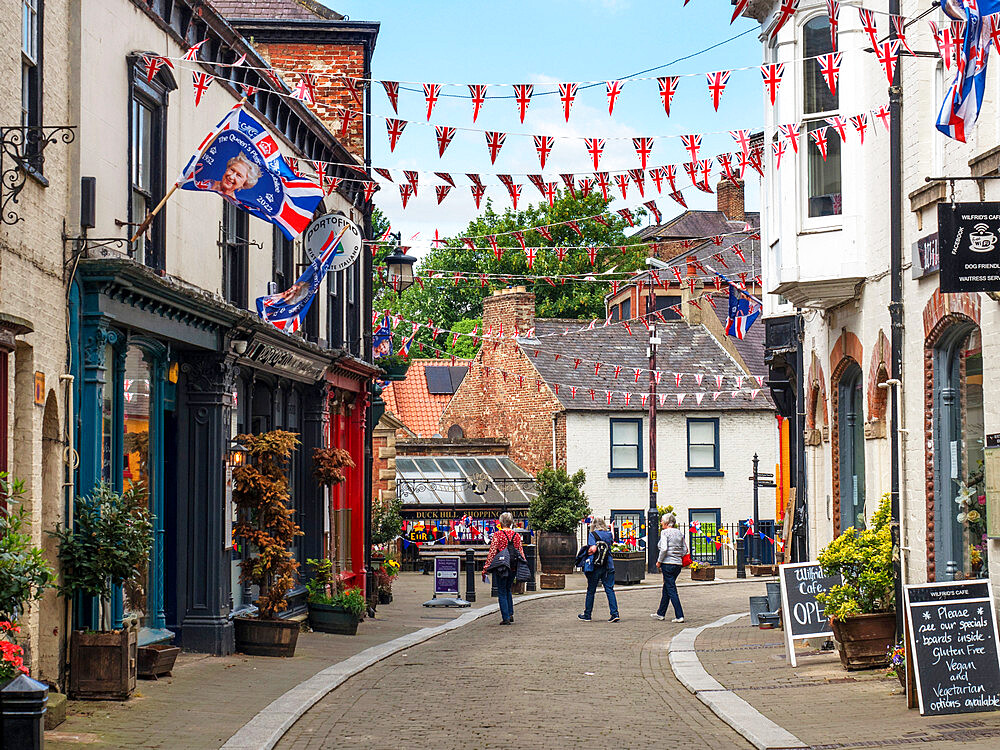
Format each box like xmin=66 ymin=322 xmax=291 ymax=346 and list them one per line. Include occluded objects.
xmin=634 ymin=210 xmax=761 ymax=242
xmin=520 ymin=320 xmax=772 ymax=412
xmin=209 ymin=0 xmax=342 ymax=20
xmin=381 ymin=359 xmax=469 ymax=437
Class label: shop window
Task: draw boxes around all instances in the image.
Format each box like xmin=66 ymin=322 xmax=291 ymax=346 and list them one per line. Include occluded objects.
xmin=802 ymin=14 xmax=841 ymax=218
xmin=686 ymin=417 xmax=722 ymax=476
xmin=21 ymin=0 xmax=42 ymax=167
xmin=123 ymin=348 xmax=153 ymax=626
xmin=609 ymin=418 xmax=644 ymax=476
xmin=222 ymin=200 xmax=249 ymax=309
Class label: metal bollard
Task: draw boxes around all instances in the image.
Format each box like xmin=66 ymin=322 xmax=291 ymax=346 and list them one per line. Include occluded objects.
xmin=465 ymin=548 xmax=477 ymax=603
xmin=736 ymin=537 xmax=746 ymax=579
xmin=523 ymin=544 xmax=537 ymax=592
xmin=1 ymin=673 xmax=48 ymax=750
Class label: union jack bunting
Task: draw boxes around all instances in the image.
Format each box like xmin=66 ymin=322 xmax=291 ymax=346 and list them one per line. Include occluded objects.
xmin=513 ymin=84 xmax=533 ymax=123
xmin=586 ymin=246 xmax=598 ymax=265
xmin=826 ymin=115 xmax=848 ymax=142
xmin=717 ymin=153 xmax=740 ymax=185
xmin=555 ymin=245 xmax=567 ymax=261
xmin=485 ymin=131 xmax=506 ymax=164
xmin=578 ymin=176 xmax=593 ymax=197
xmin=558 ymin=83 xmax=578 ymax=122
xmin=613 ymin=173 xmax=629 ymax=200
xmin=663 ymin=164 xmax=679 ymax=193
xmin=435 ymin=126 xmax=456 ymax=157
xmin=567 ymin=220 xmax=584 ymax=238
xmin=363 ymin=181 xmax=378 ymax=202
xmin=606 ymin=80 xmax=624 ymax=115
xmin=325 ymin=176 xmax=342 ymax=197
xmin=506 ymin=182 xmax=522 ymax=210
xmin=591 ymin=213 xmax=609 ymax=227
xmin=374 ymin=167 xmax=393 ymax=182
xmin=810 ymin=126 xmax=830 ymax=161
xmin=643 ymin=200 xmax=662 ymax=224
xmin=657 ymin=76 xmax=679 ymax=116
xmin=778 ymin=122 xmax=800 ymax=154
xmin=936 ymin=2 xmax=999 ymax=141
xmin=542 ymin=182 xmax=557 ymax=207
xmin=817 ymin=52 xmax=842 ymax=96
xmin=733 ymin=245 xmax=747 ymax=263
xmin=858 ymin=8 xmax=879 ymax=50
xmin=873 ymin=104 xmax=891 ymax=132
xmin=143 ymin=55 xmax=172 ymax=84
xmin=730 ymin=129 xmax=752 ymax=156
xmin=706 ymin=70 xmax=731 ymax=111
xmin=191 ymin=72 xmax=213 ymax=106
xmin=929 ymin=22 xmax=955 ymax=72
xmin=760 ymin=63 xmax=784 ymax=106
xmin=468 ymin=84 xmax=488 ymax=122
xmin=486 ymin=235 xmax=500 ymax=258
xmin=850 ymin=113 xmax=869 ymax=145
xmin=239 ymin=83 xmax=258 ymax=98
xmin=382 ymin=80 xmax=399 ymax=113
xmin=585 ymin=138 xmax=606 ymax=169
xmin=628 ymin=137 xmax=652 ymax=170
xmin=892 ymin=15 xmax=913 ymax=55
xmin=771 ymin=0 xmax=800 ymax=39
xmin=876 ymin=40 xmax=901 ymax=86
xmin=525 ymin=246 xmax=537 ymax=269
xmin=403 ymin=170 xmax=419 ymax=196
xmin=497 ymin=173 xmax=514 ymax=190
xmin=650 ymin=167 xmax=665 ymax=193
xmin=537 ymin=225 xmax=553 ymax=241
xmin=629 ymin=168 xmax=646 ymax=197
xmin=435 ymin=185 xmax=451 ymax=204
xmin=683 ymin=162 xmax=702 ymax=189
xmin=423 ymin=83 xmax=441 ymax=120
xmin=594 ymin=172 xmax=611 ymax=200
xmin=339 ymin=77 xmax=364 ymax=108
xmin=826 ymin=0 xmax=840 ymax=49
xmin=527 ymin=174 xmax=545 ymax=195
xmin=399 ymin=183 xmax=413 ymax=208
xmin=561 ymin=173 xmax=577 ymax=197
xmin=471 ymin=184 xmax=486 ymax=208
xmin=681 ymin=133 xmax=702 ymax=163
xmin=512 ymin=231 xmax=526 ymax=251
xmin=534 ymin=135 xmax=554 ymax=169
xmin=182 ymin=38 xmax=208 ymax=61
xmin=435 ymin=172 xmax=455 ymax=187
xmin=292 ymin=73 xmax=317 ymax=105
xmin=732 ymin=0 xmax=749 ymax=23
xmin=697 ymin=159 xmax=714 ymax=192
xmin=467 ymin=173 xmax=484 ymax=187
xmin=386 ymin=118 xmax=407 ymax=152
xmin=772 ymin=139 xmax=788 ymax=170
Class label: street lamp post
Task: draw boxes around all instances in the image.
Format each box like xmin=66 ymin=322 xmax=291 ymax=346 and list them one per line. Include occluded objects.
xmin=385 ymin=240 xmax=416 ymax=293
xmin=646 ymin=274 xmax=660 ymax=573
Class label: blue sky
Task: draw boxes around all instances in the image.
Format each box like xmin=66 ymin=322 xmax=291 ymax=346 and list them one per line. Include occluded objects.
xmin=325 ymin=1 xmax=764 ymax=252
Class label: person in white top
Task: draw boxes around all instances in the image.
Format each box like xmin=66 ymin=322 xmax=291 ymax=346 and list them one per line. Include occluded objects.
xmin=651 ymin=513 xmax=687 ymax=622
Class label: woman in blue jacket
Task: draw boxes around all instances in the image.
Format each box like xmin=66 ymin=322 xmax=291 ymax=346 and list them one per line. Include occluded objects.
xmin=578 ymin=517 xmax=620 ymax=622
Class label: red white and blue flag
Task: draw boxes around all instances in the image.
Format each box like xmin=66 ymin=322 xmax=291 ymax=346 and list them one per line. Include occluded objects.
xmin=936 ymin=1 xmax=1000 ymax=142
xmin=178 ymin=103 xmax=323 ymax=240
xmin=725 ymin=284 xmax=760 ymax=340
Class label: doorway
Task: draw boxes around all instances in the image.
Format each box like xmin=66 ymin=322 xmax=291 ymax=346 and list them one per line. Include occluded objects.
xmin=837 ymin=362 xmax=866 ymax=531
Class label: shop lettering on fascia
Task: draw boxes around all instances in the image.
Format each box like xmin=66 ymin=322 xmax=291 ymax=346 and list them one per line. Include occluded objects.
xmin=242 ymin=341 xmax=327 ymax=380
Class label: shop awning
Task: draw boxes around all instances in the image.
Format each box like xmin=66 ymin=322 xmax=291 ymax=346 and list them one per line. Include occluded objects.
xmin=396 ymin=455 xmax=536 ymax=507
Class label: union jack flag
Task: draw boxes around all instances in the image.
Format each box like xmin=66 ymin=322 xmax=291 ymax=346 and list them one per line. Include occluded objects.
xmin=435 ymin=172 xmax=455 ymax=187
xmin=337 ymin=107 xmax=358 ymax=138
xmin=760 ymin=63 xmax=784 ymax=106
xmin=826 ymin=0 xmax=840 ymax=49
xmin=681 ymin=133 xmax=702 ymax=162
xmin=399 ymin=183 xmax=413 ymax=208
xmin=772 ymin=139 xmax=788 ymax=170
xmin=606 ymin=80 xmax=624 ymax=115
xmin=292 ymin=73 xmax=317 ymax=105
xmin=363 ymin=181 xmax=378 ymax=202
xmin=649 ymin=167 xmax=665 ymax=193
xmin=403 ymin=170 xmax=419 ymax=196
xmin=825 ymin=115 xmax=848 ymax=142
xmin=892 ymin=15 xmax=913 ymax=55
xmin=374 ymin=167 xmax=393 ymax=182
xmin=850 ymin=113 xmax=869 ymax=145
xmin=633 ymin=137 xmax=654 ymax=169
xmin=663 ymin=164 xmax=679 ymax=193
xmin=668 ymin=190 xmax=687 ymax=209
xmin=657 ymin=76 xmax=679 ymax=116
xmin=706 ymin=70 xmax=731 ymax=111
xmin=617 ymin=208 xmax=635 ymax=227
xmin=873 ymin=104 xmax=891 ymax=132
xmin=471 ymin=184 xmax=487 ymax=208
xmin=537 ymin=225 xmax=553 ymax=241
xmin=629 ymin=169 xmax=646 ymax=197
xmin=386 ymin=118 xmax=407 ymax=152
xmin=732 ymin=0 xmax=748 ymax=23
xmin=339 ymin=76 xmax=364 ymax=108
xmin=506 ymin=182 xmax=522 ymax=210
xmin=382 ymin=80 xmax=399 ymax=113
xmin=771 ymin=0 xmax=800 ymax=39
xmin=876 ymin=40 xmax=901 ymax=86
xmin=561 ymin=173 xmax=577 ymax=197
xmin=423 ymin=83 xmax=441 ymax=120
xmin=858 ymin=7 xmax=879 ymax=50
xmin=143 ymin=55 xmax=173 ymax=84
xmin=435 ymin=125 xmax=456 ymax=157
xmin=594 ymin=172 xmax=611 ymax=200
xmin=818 ymin=52 xmax=842 ymax=96
xmin=777 ymin=122 xmax=800 ymax=154
xmin=513 ymin=84 xmax=533 ymax=123
xmin=435 ymin=185 xmax=451 ymax=204
xmin=578 ymin=177 xmax=593 ymax=197
xmin=567 ymin=220 xmax=584 ymax=238
xmin=585 ymin=138 xmax=606 ymax=169
xmin=643 ymin=200 xmax=662 ymax=224
xmin=534 ymin=135 xmax=554 ymax=169
xmin=936 ymin=2 xmax=1000 ymax=142
xmin=468 ymin=84 xmax=487 ymax=122
xmin=542 ymin=182 xmax=557 ymax=207
xmin=730 ymin=129 xmax=752 ymax=156
xmin=485 ymin=131 xmax=506 ymax=164
xmin=717 ymin=153 xmax=740 ymax=186
xmin=614 ymin=173 xmax=629 ymax=200
xmin=191 ymin=72 xmax=213 ymax=107
xmin=182 ymin=38 xmax=208 ymax=61
xmin=725 ymin=285 xmax=760 ymax=340
xmin=558 ymin=83 xmax=578 ymax=122
xmin=810 ymin=126 xmax=830 ymax=161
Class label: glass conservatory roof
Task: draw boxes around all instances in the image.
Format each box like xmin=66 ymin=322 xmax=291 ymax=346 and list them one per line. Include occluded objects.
xmin=396 ymin=455 xmax=536 ymax=506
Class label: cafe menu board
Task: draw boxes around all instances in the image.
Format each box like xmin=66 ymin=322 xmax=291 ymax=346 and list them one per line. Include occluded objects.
xmin=905 ymin=580 xmax=1000 ymax=716
xmin=779 ymin=561 xmax=842 ymax=667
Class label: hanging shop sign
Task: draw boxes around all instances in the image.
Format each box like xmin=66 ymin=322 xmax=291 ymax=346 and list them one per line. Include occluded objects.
xmin=304 ymin=213 xmax=362 ymax=273
xmin=904 ymin=580 xmax=1000 ymax=716
xmin=912 ymin=233 xmax=940 ymax=279
xmin=778 ymin=561 xmax=842 ymax=667
xmin=938 ymin=203 xmax=1000 ymax=292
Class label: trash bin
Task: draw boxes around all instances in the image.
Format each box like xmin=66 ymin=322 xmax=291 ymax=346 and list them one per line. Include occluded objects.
xmin=765 ymin=581 xmax=781 ymax=613
xmin=749 ymin=596 xmax=770 ymax=625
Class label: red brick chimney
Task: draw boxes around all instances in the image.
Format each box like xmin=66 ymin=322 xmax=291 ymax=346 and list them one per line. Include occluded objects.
xmin=716 ymin=178 xmax=745 ymax=222
xmin=482 ymin=287 xmax=535 ymax=335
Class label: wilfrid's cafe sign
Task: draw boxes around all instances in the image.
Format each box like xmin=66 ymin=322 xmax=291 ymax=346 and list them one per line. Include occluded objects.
xmin=939 ymin=203 xmax=1000 ymax=292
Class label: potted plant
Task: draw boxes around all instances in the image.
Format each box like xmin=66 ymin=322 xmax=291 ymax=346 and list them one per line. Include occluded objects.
xmin=50 ymin=482 xmax=152 ymax=699
xmin=313 ymin=446 xmax=354 ymax=566
xmin=528 ymin=466 xmax=590 ymax=575
xmin=0 ymin=620 xmax=28 ymax=688
xmin=887 ymin=641 xmax=906 ymax=689
xmin=374 ymin=559 xmax=399 ymax=604
xmin=611 ymin=543 xmax=646 ymax=586
xmin=816 ymin=493 xmax=895 ymax=671
xmin=689 ymin=560 xmax=716 ymax=582
xmin=305 ymin=560 xmax=366 ymax=636
xmin=0 ymin=473 xmax=55 ymax=628
xmin=232 ymin=430 xmax=304 ymax=657
xmin=378 ymin=354 xmax=411 ymax=381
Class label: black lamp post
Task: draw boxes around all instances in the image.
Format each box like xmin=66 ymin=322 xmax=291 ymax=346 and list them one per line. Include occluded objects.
xmin=385 ymin=239 xmax=416 ymax=293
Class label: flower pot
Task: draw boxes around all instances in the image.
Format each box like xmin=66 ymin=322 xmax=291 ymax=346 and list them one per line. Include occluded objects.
xmin=690 ymin=567 xmax=716 ymax=581
xmin=537 ymin=531 xmax=578 ymax=574
xmin=307 ymin=602 xmax=360 ymax=635
xmin=381 ymin=360 xmax=410 ymax=381
xmin=69 ymin=628 xmax=138 ymax=700
xmin=234 ymin=617 xmax=300 ymax=657
xmin=137 ymin=643 xmax=181 ymax=680
xmin=378 ymin=590 xmax=393 ymax=605
xmin=830 ymin=612 xmax=896 ymax=670
xmin=612 ymin=551 xmax=646 ymax=585
xmin=896 ymin=667 xmax=906 ymax=689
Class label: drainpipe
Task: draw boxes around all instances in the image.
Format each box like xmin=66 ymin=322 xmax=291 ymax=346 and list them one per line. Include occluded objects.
xmin=551 ymin=414 xmax=558 ymax=466
xmin=888 ymin=0 xmax=905 ymax=640
xmin=60 ymin=373 xmax=75 ymax=689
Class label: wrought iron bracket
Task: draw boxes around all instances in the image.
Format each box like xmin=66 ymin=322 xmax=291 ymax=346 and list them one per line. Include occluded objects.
xmin=1 ymin=125 xmax=76 ymax=225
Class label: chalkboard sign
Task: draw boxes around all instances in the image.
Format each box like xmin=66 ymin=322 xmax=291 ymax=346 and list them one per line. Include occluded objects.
xmin=905 ymin=580 xmax=1000 ymax=716
xmin=779 ymin=561 xmax=842 ymax=667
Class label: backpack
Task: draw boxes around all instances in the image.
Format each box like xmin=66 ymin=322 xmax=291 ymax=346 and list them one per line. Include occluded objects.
xmin=591 ymin=532 xmax=610 ymax=568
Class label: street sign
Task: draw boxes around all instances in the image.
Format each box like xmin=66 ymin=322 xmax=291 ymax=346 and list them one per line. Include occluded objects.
xmin=434 ymin=556 xmax=461 ymax=596
xmin=303 ymin=212 xmax=362 ymax=272
xmin=938 ymin=202 xmax=1000 ymax=292
xmin=905 ymin=580 xmax=1000 ymax=716
xmin=778 ymin=561 xmax=842 ymax=667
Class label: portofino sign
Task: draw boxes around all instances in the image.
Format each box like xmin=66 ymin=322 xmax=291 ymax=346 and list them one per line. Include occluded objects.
xmin=939 ymin=202 xmax=1000 ymax=292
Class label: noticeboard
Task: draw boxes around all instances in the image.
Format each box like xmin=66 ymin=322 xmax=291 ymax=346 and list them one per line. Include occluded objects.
xmin=434 ymin=556 xmax=461 ymax=596
xmin=905 ymin=580 xmax=1000 ymax=716
xmin=779 ymin=561 xmax=842 ymax=667
xmin=938 ymin=202 xmax=1000 ymax=292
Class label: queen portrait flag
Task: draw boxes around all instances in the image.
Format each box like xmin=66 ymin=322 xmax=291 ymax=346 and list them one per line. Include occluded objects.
xmin=178 ymin=102 xmax=324 ymax=240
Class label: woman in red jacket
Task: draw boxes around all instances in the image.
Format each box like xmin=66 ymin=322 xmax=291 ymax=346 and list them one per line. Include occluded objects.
xmin=482 ymin=512 xmax=524 ymax=625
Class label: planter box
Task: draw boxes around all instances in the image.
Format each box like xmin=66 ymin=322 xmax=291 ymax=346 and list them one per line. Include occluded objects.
xmin=137 ymin=644 xmax=181 ymax=680
xmin=307 ymin=603 xmax=360 ymax=635
xmin=830 ymin=612 xmax=896 ymax=671
xmin=690 ymin=567 xmax=716 ymax=581
xmin=537 ymin=531 xmax=578 ymax=574
xmin=612 ymin=552 xmax=646 ymax=586
xmin=539 ymin=573 xmax=565 ymax=590
xmin=750 ymin=564 xmax=779 ymax=577
xmin=381 ymin=362 xmax=411 ymax=381
xmin=69 ymin=628 xmax=138 ymax=700
xmin=234 ymin=617 xmax=300 ymax=657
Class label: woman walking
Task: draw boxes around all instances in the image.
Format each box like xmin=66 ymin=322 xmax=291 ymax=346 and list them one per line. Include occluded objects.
xmin=482 ymin=512 xmax=524 ymax=625
xmin=651 ymin=513 xmax=687 ymax=623
xmin=578 ymin=517 xmax=620 ymax=623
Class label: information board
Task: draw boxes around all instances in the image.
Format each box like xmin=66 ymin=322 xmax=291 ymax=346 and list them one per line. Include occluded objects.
xmin=905 ymin=580 xmax=1000 ymax=716
xmin=779 ymin=561 xmax=842 ymax=667
xmin=938 ymin=202 xmax=1000 ymax=292
xmin=434 ymin=557 xmax=461 ymax=596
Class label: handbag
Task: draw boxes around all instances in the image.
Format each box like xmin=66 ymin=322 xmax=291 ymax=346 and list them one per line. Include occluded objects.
xmin=486 ymin=545 xmax=512 ymax=573
xmin=514 ymin=552 xmax=532 ymax=582
xmin=682 ymin=553 xmax=693 ymax=568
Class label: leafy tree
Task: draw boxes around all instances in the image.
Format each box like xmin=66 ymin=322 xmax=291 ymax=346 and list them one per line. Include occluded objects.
xmin=528 ymin=466 xmax=591 ymax=534
xmin=444 ymin=318 xmax=482 ymax=359
xmin=0 ymin=473 xmax=55 ymax=623
xmin=371 ymin=495 xmax=403 ymax=548
xmin=373 ymin=192 xmax=647 ymax=355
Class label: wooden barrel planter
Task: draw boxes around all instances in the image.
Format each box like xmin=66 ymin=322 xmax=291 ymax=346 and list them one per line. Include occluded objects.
xmin=830 ymin=612 xmax=896 ymax=670
xmin=612 ymin=551 xmax=646 ymax=585
xmin=234 ymin=618 xmax=300 ymax=657
xmin=69 ymin=628 xmax=138 ymax=700
xmin=307 ymin=603 xmax=360 ymax=635
xmin=537 ymin=531 xmax=578 ymax=574
xmin=690 ymin=567 xmax=716 ymax=582
xmin=137 ymin=644 xmax=181 ymax=680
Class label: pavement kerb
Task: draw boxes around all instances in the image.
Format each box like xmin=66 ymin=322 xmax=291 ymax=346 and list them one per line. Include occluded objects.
xmin=223 ymin=575 xmax=768 ymax=750
xmin=668 ymin=612 xmax=807 ymax=750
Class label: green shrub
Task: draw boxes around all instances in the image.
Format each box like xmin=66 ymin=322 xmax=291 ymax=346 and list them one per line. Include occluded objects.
xmin=528 ymin=466 xmax=590 ymax=534
xmin=0 ymin=473 xmax=55 ymax=623
xmin=330 ymin=587 xmax=366 ymax=618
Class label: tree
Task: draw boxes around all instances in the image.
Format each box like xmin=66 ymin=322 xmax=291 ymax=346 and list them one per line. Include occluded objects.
xmin=373 ymin=192 xmax=646 ymax=356
xmin=528 ymin=466 xmax=591 ymax=534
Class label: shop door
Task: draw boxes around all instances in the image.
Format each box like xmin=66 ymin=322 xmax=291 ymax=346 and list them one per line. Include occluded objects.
xmin=689 ymin=509 xmax=722 ymax=566
xmin=838 ymin=363 xmax=866 ymax=531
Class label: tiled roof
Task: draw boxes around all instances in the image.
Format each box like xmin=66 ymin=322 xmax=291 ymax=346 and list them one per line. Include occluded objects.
xmin=381 ymin=359 xmax=469 ymax=437
xmin=208 ymin=0 xmax=343 ymax=20
xmin=521 ymin=320 xmax=773 ymax=412
xmin=634 ymin=210 xmax=761 ymax=242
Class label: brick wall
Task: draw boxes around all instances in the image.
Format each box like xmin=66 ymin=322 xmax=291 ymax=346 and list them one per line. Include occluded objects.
xmin=439 ymin=289 xmax=566 ymax=475
xmin=716 ymin=178 xmax=745 ymax=221
xmin=259 ymin=41 xmax=366 ymax=161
